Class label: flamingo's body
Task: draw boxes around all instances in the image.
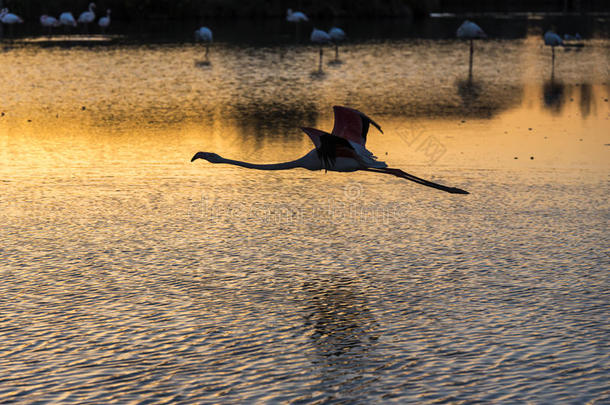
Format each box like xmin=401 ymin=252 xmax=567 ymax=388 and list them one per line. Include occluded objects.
xmin=544 ymin=30 xmax=563 ymax=46
xmin=195 ymin=26 xmax=213 ymax=59
xmin=195 ymin=26 xmax=213 ymax=42
xmin=192 ymin=106 xmax=469 ymax=194
xmin=40 ymin=14 xmax=60 ymax=35
xmin=78 ymin=3 xmax=96 ymax=24
xmin=1 ymin=9 xmax=24 ymax=24
xmin=311 ymin=28 xmax=331 ymax=71
xmin=456 ymin=20 xmax=486 ymax=39
xmin=98 ymin=9 xmax=111 ymax=31
xmin=286 ymin=9 xmax=308 ymax=22
xmin=40 ymin=15 xmax=59 ymax=27
xmin=59 ymin=12 xmax=77 ymax=27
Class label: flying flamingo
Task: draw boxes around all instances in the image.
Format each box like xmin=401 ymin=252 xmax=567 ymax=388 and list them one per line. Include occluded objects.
xmin=311 ymin=28 xmax=331 ymax=72
xmin=544 ymin=30 xmax=563 ymax=76
xmin=194 ymin=26 xmax=213 ymax=61
xmin=98 ymin=9 xmax=111 ymax=33
xmin=59 ymin=11 xmax=77 ymax=32
xmin=77 ymin=2 xmax=96 ymax=33
xmin=40 ymin=15 xmax=60 ymax=36
xmin=456 ymin=20 xmax=486 ymax=80
xmin=329 ymin=27 xmax=346 ymax=60
xmin=191 ymin=106 xmax=469 ymax=194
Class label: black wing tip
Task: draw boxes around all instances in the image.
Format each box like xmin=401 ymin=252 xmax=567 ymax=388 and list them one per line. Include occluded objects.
xmin=449 ymin=188 xmax=469 ymax=195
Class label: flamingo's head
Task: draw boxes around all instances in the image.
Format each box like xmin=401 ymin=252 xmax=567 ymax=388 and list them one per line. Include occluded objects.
xmin=191 ymin=152 xmax=223 ymax=163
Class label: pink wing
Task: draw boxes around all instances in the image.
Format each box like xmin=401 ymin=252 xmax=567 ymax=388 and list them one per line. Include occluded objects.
xmin=331 ymin=106 xmax=383 ymax=146
xmin=301 ymin=127 xmax=330 ymax=148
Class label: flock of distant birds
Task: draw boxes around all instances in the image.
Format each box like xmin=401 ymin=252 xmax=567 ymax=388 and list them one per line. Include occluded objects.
xmin=1 ymin=5 xmax=581 ymax=73
xmin=0 ymin=3 xmax=110 ymax=34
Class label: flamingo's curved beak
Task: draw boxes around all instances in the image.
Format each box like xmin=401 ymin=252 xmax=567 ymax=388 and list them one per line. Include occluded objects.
xmin=191 ymin=152 xmax=203 ymax=162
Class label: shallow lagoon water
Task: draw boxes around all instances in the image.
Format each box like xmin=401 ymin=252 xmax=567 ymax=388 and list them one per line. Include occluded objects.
xmin=1 ymin=17 xmax=609 ymax=403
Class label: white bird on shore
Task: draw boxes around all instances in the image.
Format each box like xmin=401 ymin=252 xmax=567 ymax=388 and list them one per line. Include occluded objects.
xmin=286 ymin=8 xmax=308 ymax=22
xmin=191 ymin=106 xmax=469 ymax=194
xmin=78 ymin=2 xmax=96 ymax=32
xmin=98 ymin=9 xmax=111 ymax=32
xmin=329 ymin=27 xmax=346 ymax=60
xmin=311 ymin=28 xmax=331 ymax=71
xmin=195 ymin=26 xmax=213 ymax=60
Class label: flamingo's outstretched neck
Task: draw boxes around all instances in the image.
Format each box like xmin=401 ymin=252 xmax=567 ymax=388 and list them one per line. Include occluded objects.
xmin=191 ymin=152 xmax=316 ymax=171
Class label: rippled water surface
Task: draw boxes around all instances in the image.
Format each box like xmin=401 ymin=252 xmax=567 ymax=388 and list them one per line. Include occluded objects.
xmin=1 ymin=17 xmax=609 ymax=403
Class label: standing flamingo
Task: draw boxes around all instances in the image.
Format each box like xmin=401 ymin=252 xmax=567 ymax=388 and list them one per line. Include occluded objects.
xmin=59 ymin=11 xmax=77 ymax=32
xmin=286 ymin=8 xmax=308 ymax=41
xmin=40 ymin=15 xmax=60 ymax=36
xmin=286 ymin=9 xmax=308 ymax=22
xmin=1 ymin=8 xmax=24 ymax=37
xmin=456 ymin=20 xmax=486 ymax=80
xmin=329 ymin=27 xmax=346 ymax=61
xmin=544 ymin=30 xmax=563 ymax=76
xmin=77 ymin=2 xmax=96 ymax=33
xmin=311 ymin=28 xmax=331 ymax=72
xmin=191 ymin=106 xmax=469 ymax=194
xmin=194 ymin=26 xmax=213 ymax=61
xmin=98 ymin=9 xmax=111 ymax=33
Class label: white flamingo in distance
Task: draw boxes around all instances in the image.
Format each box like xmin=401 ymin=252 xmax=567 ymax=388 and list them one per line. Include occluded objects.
xmin=311 ymin=28 xmax=331 ymax=71
xmin=544 ymin=30 xmax=563 ymax=74
xmin=98 ymin=9 xmax=111 ymax=33
xmin=59 ymin=11 xmax=77 ymax=31
xmin=78 ymin=2 xmax=96 ymax=33
xmin=286 ymin=8 xmax=308 ymax=22
xmin=191 ymin=106 xmax=469 ymax=194
xmin=456 ymin=20 xmax=486 ymax=79
xmin=40 ymin=15 xmax=60 ymax=35
xmin=195 ymin=26 xmax=213 ymax=60
xmin=1 ymin=8 xmax=24 ymax=37
xmin=1 ymin=8 xmax=23 ymax=24
xmin=329 ymin=27 xmax=346 ymax=60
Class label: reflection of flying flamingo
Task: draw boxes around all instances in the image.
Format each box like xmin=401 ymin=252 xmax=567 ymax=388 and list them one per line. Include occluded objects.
xmin=78 ymin=3 xmax=96 ymax=33
xmin=544 ymin=30 xmax=563 ymax=75
xmin=329 ymin=27 xmax=346 ymax=60
xmin=192 ymin=106 xmax=469 ymax=194
xmin=311 ymin=28 xmax=331 ymax=72
xmin=456 ymin=20 xmax=486 ymax=79
xmin=194 ymin=26 xmax=213 ymax=60
xmin=98 ymin=9 xmax=111 ymax=33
